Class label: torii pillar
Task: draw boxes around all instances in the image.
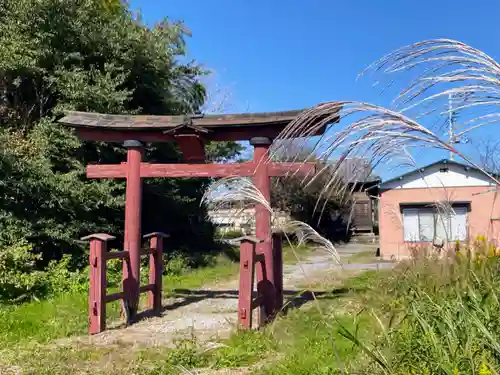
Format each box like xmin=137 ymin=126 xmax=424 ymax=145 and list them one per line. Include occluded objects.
xmin=251 ymin=136 xmax=276 ymax=321
xmin=122 ymin=140 xmax=144 ymax=319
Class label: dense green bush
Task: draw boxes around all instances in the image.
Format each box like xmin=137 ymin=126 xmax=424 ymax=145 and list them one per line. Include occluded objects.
xmin=164 ymin=255 xmax=191 ymax=276
xmin=0 ymin=0 xmax=241 ymax=301
xmin=0 ymin=240 xmax=46 ymax=301
xmin=0 ymin=240 xmax=89 ymax=302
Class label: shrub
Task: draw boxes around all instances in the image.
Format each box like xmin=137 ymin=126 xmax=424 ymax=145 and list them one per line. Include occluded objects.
xmin=45 ymin=255 xmax=89 ymax=295
xmin=0 ymin=240 xmax=48 ymax=302
xmin=0 ymin=241 xmax=92 ymax=302
xmin=0 ymin=0 xmax=240 ymax=298
xmin=106 ymin=256 xmax=125 ymax=287
xmin=164 ymin=254 xmax=191 ymax=276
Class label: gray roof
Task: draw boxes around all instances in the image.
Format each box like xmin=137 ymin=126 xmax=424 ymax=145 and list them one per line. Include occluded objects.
xmin=58 ymin=109 xmax=337 ymax=130
xmin=379 ymin=159 xmax=491 ymax=190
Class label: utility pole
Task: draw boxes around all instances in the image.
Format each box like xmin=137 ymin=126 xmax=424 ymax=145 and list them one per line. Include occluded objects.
xmin=447 ymin=92 xmax=470 ymax=160
xmin=448 ymin=93 xmax=455 ymax=161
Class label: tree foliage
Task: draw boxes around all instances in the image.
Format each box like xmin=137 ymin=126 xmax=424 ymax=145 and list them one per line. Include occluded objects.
xmin=270 ymin=141 xmax=352 ymax=241
xmin=0 ymin=0 xmax=241 ymax=299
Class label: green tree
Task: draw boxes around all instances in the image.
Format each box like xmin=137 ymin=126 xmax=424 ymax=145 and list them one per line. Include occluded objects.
xmin=0 ymin=0 xmax=241 ymax=297
xmin=270 ymin=141 xmax=352 ymax=241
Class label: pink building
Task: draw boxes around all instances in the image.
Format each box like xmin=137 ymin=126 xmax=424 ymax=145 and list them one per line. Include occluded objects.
xmin=378 ymin=159 xmax=500 ymax=260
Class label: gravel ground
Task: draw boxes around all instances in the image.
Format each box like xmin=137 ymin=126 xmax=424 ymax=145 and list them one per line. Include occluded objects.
xmin=71 ymin=242 xmax=389 ymax=348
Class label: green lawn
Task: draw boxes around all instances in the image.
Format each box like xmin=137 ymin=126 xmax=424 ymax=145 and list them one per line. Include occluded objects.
xmin=0 ymin=254 xmax=239 ymax=346
xmin=0 ymin=243 xmax=323 ymax=374
xmin=8 ymin=243 xmax=500 ymax=375
xmin=198 ymin=270 xmax=386 ymax=374
xmin=343 ymin=249 xmax=377 ymax=263
xmin=196 ymin=251 xmax=500 ymax=375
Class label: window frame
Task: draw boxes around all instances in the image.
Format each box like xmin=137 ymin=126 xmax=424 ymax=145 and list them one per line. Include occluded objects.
xmin=400 ymin=202 xmax=469 ymax=243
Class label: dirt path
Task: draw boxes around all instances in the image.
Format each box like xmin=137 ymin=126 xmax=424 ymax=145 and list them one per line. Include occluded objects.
xmin=72 ymin=243 xmax=388 ymax=348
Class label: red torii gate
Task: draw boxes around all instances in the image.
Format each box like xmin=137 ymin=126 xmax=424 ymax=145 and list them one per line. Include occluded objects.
xmin=59 ymin=109 xmax=339 ymax=334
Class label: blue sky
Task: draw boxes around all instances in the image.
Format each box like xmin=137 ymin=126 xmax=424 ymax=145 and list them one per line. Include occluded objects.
xmin=131 ymin=0 xmax=500 ymax=179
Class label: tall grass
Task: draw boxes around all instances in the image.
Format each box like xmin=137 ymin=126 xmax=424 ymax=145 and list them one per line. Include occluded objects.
xmin=342 ymin=242 xmax=500 ymax=374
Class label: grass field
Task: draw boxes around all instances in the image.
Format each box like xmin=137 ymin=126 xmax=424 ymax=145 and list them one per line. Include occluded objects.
xmin=0 ymin=243 xmax=317 ymax=374
xmin=4 ymin=243 xmax=498 ymax=375
xmin=192 ymin=248 xmax=500 ymax=374
xmin=0 ymin=254 xmax=239 ymax=347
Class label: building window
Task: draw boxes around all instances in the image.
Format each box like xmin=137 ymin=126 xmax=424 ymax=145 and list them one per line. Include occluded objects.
xmin=402 ymin=206 xmax=467 ymax=242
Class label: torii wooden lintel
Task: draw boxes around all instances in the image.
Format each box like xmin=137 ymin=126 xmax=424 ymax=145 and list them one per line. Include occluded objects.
xmin=86 ymin=162 xmax=315 ymax=179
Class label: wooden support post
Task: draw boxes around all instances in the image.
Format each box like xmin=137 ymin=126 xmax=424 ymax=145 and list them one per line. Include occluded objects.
xmin=144 ymin=232 xmax=169 ymax=314
xmin=250 ymin=137 xmax=275 ymax=324
xmin=81 ymin=233 xmax=115 ymax=335
xmin=237 ymin=236 xmax=262 ymax=329
xmin=272 ymin=232 xmax=284 ymax=312
xmin=123 ymin=140 xmax=143 ymax=320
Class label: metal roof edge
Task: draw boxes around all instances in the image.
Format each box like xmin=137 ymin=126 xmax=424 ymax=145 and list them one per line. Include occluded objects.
xmin=379 ymin=159 xmax=495 ymax=191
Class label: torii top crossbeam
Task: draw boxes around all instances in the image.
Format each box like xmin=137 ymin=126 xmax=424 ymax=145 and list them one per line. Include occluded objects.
xmin=58 ymin=109 xmax=338 ymax=142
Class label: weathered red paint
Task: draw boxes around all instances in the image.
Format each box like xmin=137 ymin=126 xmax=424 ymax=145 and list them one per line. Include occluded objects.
xmin=144 ymin=232 xmax=168 ymax=314
xmin=86 ymin=162 xmax=315 ymax=179
xmin=174 ymin=134 xmax=206 ymax=163
xmin=252 ymin=141 xmax=275 ymax=324
xmin=123 ymin=143 xmax=143 ymax=319
xmin=82 ymin=232 xmax=166 ymax=334
xmin=105 ymin=292 xmax=125 ymax=303
xmin=272 ymin=232 xmax=284 ymax=312
xmin=139 ymin=284 xmax=155 ymax=293
xmin=234 ymin=236 xmax=266 ymax=330
xmin=82 ymin=233 xmax=115 ymax=334
xmin=74 ymin=124 xmax=291 ymax=143
xmin=89 ymin=238 xmax=105 ymax=334
xmin=237 ymin=238 xmax=257 ymax=329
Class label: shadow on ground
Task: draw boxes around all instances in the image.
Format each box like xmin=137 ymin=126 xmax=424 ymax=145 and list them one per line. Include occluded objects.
xmin=132 ymin=286 xmax=363 ymax=324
